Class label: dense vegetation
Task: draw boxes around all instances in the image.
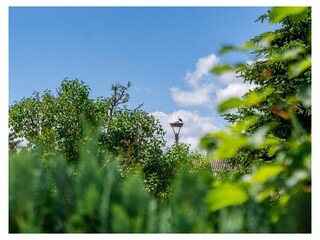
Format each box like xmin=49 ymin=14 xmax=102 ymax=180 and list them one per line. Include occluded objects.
xmin=9 ymin=7 xmax=311 ymax=233
xmin=201 ymin=6 xmax=311 ymax=232
xmin=9 ymin=79 xmax=206 ymax=202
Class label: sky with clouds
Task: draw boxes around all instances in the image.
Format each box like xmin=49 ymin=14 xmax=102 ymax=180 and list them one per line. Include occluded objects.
xmin=9 ymin=7 xmax=279 ymax=149
xmin=156 ymin=53 xmax=256 ymax=148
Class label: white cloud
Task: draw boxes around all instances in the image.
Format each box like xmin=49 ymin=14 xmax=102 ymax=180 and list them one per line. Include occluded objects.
xmin=151 ymin=110 xmax=219 ymax=150
xmin=185 ymin=54 xmax=219 ymax=88
xmin=215 ymin=63 xmax=257 ymax=104
xmin=164 ymin=54 xmax=257 ymax=147
xmin=170 ymin=84 xmax=215 ymax=106
xmin=216 ymin=82 xmax=255 ymax=103
xmin=170 ymin=54 xmax=219 ymax=107
xmin=170 ymin=53 xmax=257 ymax=108
xmin=219 ymin=71 xmax=238 ymax=84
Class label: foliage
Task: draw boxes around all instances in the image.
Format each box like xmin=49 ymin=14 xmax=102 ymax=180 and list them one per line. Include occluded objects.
xmin=201 ymin=7 xmax=311 ymax=232
xmin=9 ymin=79 xmax=173 ymax=203
xmin=9 ymin=143 xmax=151 ymax=233
xmin=9 ymin=80 xmax=96 ymax=161
xmin=10 ymin=126 xmax=310 ymax=233
xmin=101 ymin=107 xmax=166 ymax=175
xmin=9 ymin=79 xmax=166 ymax=169
xmin=9 ymin=78 xmax=208 ymax=203
xmin=208 ymin=7 xmax=311 ymax=170
xmin=220 ymin=7 xmax=311 ymax=138
xmin=168 ymin=167 xmax=215 ymax=233
xmin=9 ymin=7 xmax=311 ymax=233
xmin=9 ymin=79 xmax=100 ymax=163
xmin=8 ymin=130 xmax=22 ymax=152
xmin=143 ymin=143 xmax=209 ymax=202
xmin=9 ymin=132 xmax=213 ymax=233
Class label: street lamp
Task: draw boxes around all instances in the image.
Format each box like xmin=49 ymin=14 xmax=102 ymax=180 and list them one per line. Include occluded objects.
xmin=170 ymin=118 xmax=183 ymax=143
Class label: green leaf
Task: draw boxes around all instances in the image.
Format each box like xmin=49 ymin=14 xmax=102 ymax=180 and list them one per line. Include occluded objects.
xmin=217 ymin=88 xmax=273 ymax=113
xmin=234 ymin=63 xmax=247 ymax=72
xmin=218 ymin=97 xmax=242 ymax=112
xmin=205 ymin=183 xmax=249 ymax=212
xmin=282 ymin=47 xmax=304 ymax=59
xmin=270 ymin=7 xmax=307 ymax=23
xmin=229 ymin=117 xmax=258 ymax=133
xmin=251 ymin=165 xmax=283 ymax=184
xmin=257 ymin=33 xmax=276 ymax=48
xmin=219 ymin=45 xmax=234 ymax=54
xmin=219 ymin=41 xmax=254 ymax=54
xmin=255 ymin=186 xmax=275 ymax=203
xmin=213 ymin=133 xmax=249 ymax=159
xmin=289 ymin=56 xmax=311 ymax=77
xmin=212 ymin=64 xmax=233 ymax=74
xmin=201 ymin=131 xmax=248 ymax=159
xmin=243 ymin=91 xmax=261 ymax=106
xmin=238 ymin=41 xmax=255 ymax=51
xmin=270 ymin=47 xmax=305 ymax=62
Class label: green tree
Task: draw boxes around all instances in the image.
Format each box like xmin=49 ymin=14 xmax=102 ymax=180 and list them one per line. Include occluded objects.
xmin=8 ymin=130 xmax=22 ymax=152
xmin=101 ymin=107 xmax=166 ymax=175
xmin=9 ymin=79 xmax=99 ymax=163
xmin=9 ymin=79 xmax=165 ymax=169
xmin=9 ymin=78 xmax=210 ymax=203
xmin=143 ymin=143 xmax=209 ymax=202
xmin=210 ymin=7 xmax=311 ymax=169
xmin=201 ymin=7 xmax=311 ymax=232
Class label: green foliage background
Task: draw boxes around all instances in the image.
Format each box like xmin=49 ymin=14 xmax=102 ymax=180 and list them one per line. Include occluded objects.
xmin=9 ymin=7 xmax=311 ymax=233
xmin=201 ymin=6 xmax=311 ymax=233
xmin=9 ymin=137 xmax=214 ymax=233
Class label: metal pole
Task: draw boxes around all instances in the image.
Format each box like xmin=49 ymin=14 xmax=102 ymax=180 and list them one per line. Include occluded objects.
xmin=170 ymin=120 xmax=183 ymax=144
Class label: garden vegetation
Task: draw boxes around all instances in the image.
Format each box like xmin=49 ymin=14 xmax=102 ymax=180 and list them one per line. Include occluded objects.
xmin=9 ymin=7 xmax=311 ymax=233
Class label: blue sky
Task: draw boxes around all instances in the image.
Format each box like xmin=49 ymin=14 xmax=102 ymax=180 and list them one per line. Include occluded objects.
xmin=9 ymin=7 xmax=279 ymax=148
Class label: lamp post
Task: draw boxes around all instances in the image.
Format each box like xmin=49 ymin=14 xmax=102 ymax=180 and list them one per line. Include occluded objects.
xmin=170 ymin=118 xmax=183 ymax=143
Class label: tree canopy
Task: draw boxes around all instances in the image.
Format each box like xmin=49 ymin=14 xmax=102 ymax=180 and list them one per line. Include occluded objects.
xmin=205 ymin=7 xmax=311 ymax=169
xmin=9 ymin=79 xmax=205 ymax=201
xmin=201 ymin=7 xmax=311 ymax=232
xmin=9 ymin=79 xmax=165 ymax=167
